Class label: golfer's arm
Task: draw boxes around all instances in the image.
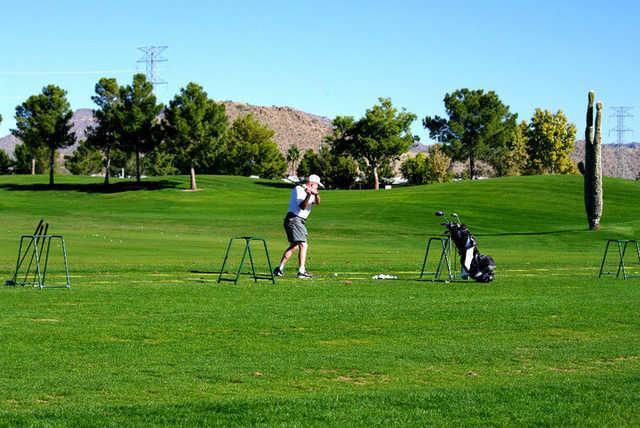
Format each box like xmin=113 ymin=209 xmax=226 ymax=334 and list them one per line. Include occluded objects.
xmin=299 ymin=194 xmax=311 ymax=209
xmin=315 ymin=194 xmax=321 ymax=205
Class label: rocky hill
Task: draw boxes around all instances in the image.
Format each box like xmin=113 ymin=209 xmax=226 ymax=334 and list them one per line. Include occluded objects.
xmin=0 ymin=103 xmax=332 ymax=159
xmin=221 ymin=101 xmax=332 ymax=154
xmin=571 ymin=140 xmax=640 ymax=179
xmin=0 ymin=134 xmax=21 ymax=157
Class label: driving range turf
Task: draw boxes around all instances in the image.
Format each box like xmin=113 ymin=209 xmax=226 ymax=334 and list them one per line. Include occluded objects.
xmin=1 ymin=174 xmax=639 ymax=426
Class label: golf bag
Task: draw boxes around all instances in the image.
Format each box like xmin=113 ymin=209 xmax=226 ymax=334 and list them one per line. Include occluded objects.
xmin=437 ymin=212 xmax=496 ymax=282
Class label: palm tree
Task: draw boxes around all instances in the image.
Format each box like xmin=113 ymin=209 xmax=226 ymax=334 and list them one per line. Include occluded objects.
xmin=286 ymin=145 xmax=300 ymax=176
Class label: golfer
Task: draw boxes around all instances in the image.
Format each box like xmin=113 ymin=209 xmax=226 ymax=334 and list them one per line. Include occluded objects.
xmin=274 ymin=174 xmax=323 ymax=279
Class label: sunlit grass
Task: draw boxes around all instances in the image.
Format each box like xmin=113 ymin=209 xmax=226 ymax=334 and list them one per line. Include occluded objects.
xmin=0 ymin=174 xmax=639 ymax=426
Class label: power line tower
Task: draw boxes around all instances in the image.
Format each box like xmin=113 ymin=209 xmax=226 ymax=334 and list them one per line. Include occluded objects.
xmin=137 ymin=46 xmax=168 ymax=89
xmin=609 ymin=106 xmax=633 ymax=144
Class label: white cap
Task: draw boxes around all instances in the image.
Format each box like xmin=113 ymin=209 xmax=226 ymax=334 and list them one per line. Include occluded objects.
xmin=308 ymin=174 xmax=324 ymax=188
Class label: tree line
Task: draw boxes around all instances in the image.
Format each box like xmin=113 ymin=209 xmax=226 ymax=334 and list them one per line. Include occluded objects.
xmin=4 ymin=75 xmax=287 ymax=189
xmin=0 ymin=78 xmax=579 ymax=190
xmin=297 ymin=90 xmax=577 ymax=189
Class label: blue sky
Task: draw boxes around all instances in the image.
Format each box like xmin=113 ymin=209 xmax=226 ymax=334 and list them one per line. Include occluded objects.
xmin=1 ymin=0 xmax=639 ymax=144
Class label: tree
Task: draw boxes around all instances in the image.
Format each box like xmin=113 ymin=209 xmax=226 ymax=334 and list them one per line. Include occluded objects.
xmin=164 ymin=82 xmax=227 ymax=190
xmin=329 ymin=97 xmax=416 ymax=190
xmin=12 ymin=85 xmax=75 ymax=185
xmin=401 ymin=145 xmax=452 ymax=185
xmin=144 ymin=143 xmax=178 ymax=176
xmin=12 ymin=144 xmax=46 ymax=174
xmin=400 ymin=153 xmax=429 ymax=185
xmin=116 ymin=74 xmax=163 ymax=184
xmin=296 ymin=150 xmax=316 ymax=177
xmin=65 ymin=140 xmax=103 ymax=175
xmin=286 ymin=145 xmax=301 ymax=176
xmin=507 ymin=121 xmax=530 ymax=176
xmin=0 ymin=149 xmax=11 ymax=174
xmin=110 ymin=149 xmax=137 ymax=178
xmin=486 ymin=121 xmax=529 ymax=177
xmin=526 ymin=109 xmax=577 ymax=174
xmin=424 ymin=89 xmax=517 ymax=179
xmin=296 ymin=146 xmax=359 ymax=189
xmin=87 ymin=78 xmax=122 ymax=185
xmin=224 ymin=114 xmax=287 ymax=179
xmin=0 ymin=116 xmax=8 ymax=174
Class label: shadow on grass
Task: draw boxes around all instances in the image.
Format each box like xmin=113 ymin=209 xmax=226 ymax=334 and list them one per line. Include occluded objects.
xmin=253 ymin=181 xmax=296 ymax=190
xmin=0 ymin=180 xmax=181 ymax=194
xmin=476 ymin=228 xmax=588 ymax=237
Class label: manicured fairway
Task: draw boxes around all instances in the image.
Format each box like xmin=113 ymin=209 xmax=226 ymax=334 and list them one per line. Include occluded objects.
xmin=1 ymin=174 xmax=639 ymax=426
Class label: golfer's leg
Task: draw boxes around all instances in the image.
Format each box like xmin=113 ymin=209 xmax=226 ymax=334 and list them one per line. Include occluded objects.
xmin=279 ymin=243 xmax=298 ymax=269
xmin=298 ymin=242 xmax=308 ymax=273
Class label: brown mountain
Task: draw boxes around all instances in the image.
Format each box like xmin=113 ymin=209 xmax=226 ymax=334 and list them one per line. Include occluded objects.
xmin=221 ymin=101 xmax=332 ymax=153
xmin=571 ymin=140 xmax=640 ymax=179
xmin=0 ymin=134 xmax=21 ymax=157
xmin=0 ymin=103 xmax=332 ymax=159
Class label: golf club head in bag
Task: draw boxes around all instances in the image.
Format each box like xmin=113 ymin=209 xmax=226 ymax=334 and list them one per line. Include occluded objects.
xmin=435 ymin=211 xmax=496 ymax=282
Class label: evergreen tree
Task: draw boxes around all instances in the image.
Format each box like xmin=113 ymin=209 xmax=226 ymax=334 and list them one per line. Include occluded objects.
xmin=12 ymin=85 xmax=75 ymax=185
xmin=225 ymin=114 xmax=286 ymax=179
xmin=116 ymin=74 xmax=163 ymax=184
xmin=424 ymin=89 xmax=517 ymax=179
xmin=296 ymin=149 xmax=320 ymax=179
xmin=65 ymin=140 xmax=103 ymax=175
xmin=164 ymin=82 xmax=227 ymax=190
xmin=0 ymin=149 xmax=11 ymax=174
xmin=12 ymin=144 xmax=47 ymax=174
xmin=87 ymin=78 xmax=122 ymax=185
xmin=143 ymin=143 xmax=178 ymax=176
xmin=0 ymin=115 xmax=12 ymax=173
xmin=109 ymin=149 xmax=137 ymax=178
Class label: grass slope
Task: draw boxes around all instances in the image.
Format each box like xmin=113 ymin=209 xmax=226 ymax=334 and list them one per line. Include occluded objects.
xmin=0 ymin=174 xmax=639 ymax=426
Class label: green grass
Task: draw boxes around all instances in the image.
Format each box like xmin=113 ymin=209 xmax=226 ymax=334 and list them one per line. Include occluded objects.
xmin=0 ymin=174 xmax=639 ymax=426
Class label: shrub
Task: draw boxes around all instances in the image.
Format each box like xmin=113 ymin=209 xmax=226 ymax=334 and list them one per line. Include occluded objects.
xmin=297 ymin=146 xmax=359 ymax=189
xmin=401 ymin=145 xmax=452 ymax=185
xmin=0 ymin=149 xmax=11 ymax=174
xmin=65 ymin=140 xmax=103 ymax=175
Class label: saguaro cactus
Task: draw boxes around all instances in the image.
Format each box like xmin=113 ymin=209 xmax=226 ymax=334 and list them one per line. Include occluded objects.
xmin=584 ymin=91 xmax=603 ymax=230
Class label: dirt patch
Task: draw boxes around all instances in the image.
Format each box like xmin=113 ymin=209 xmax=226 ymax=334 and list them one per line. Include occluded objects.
xmin=550 ymin=367 xmax=577 ymax=373
xmin=333 ymin=375 xmax=367 ymax=385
